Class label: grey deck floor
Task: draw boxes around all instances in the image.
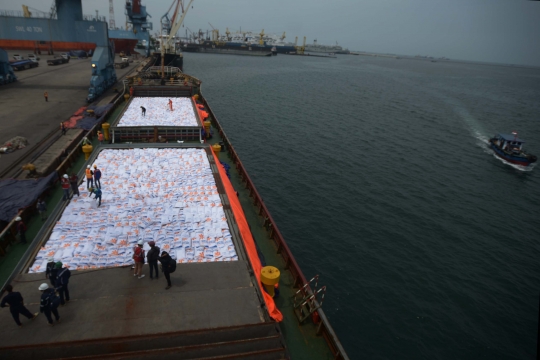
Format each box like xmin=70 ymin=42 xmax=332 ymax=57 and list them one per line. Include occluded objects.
xmin=0 ymin=261 xmax=265 ymax=347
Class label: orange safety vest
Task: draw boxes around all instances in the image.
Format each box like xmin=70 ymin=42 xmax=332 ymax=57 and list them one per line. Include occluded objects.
xmin=86 ymin=168 xmax=93 ymax=179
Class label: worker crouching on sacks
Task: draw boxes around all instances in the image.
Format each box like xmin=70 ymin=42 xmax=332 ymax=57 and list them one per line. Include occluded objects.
xmin=133 ymin=240 xmax=145 ymax=279
xmin=90 ymin=187 xmax=102 ymax=207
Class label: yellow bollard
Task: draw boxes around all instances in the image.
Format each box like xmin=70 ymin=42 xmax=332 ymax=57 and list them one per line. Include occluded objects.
xmin=260 ymin=266 xmax=280 ymax=297
xmin=212 ymin=144 xmax=221 ymax=156
xmin=124 ymin=94 xmax=130 ymax=101
xmin=82 ymin=144 xmax=93 ymax=160
xmin=102 ymin=123 xmax=110 ymax=141
xmin=203 ymin=120 xmax=211 ymax=139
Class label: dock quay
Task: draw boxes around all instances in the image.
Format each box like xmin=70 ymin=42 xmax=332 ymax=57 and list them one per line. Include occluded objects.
xmin=0 ymin=61 xmax=348 ymax=359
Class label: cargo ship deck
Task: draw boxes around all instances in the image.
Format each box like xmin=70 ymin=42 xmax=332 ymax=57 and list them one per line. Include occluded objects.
xmin=0 ymin=73 xmax=348 ymax=359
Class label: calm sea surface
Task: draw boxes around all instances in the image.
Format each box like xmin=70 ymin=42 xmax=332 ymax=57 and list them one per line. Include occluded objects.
xmin=184 ymin=53 xmax=540 ymax=359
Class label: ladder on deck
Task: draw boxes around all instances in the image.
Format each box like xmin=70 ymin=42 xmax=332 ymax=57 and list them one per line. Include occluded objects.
xmin=292 ymin=275 xmax=327 ymax=323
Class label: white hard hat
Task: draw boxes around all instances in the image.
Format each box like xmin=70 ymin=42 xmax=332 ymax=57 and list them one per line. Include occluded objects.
xmin=63 ymin=174 xmax=69 ymax=178
xmin=39 ymin=283 xmax=49 ymax=291
xmin=15 ymin=217 xmax=22 ymax=221
xmin=87 ymin=165 xmax=91 ymax=169
xmin=137 ymin=240 xmax=143 ymax=245
xmin=48 ymin=257 xmax=54 ymax=262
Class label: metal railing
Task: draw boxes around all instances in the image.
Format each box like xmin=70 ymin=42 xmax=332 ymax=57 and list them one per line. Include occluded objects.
xmin=201 ymin=95 xmax=349 ymax=360
xmin=0 ymin=10 xmax=54 ymax=19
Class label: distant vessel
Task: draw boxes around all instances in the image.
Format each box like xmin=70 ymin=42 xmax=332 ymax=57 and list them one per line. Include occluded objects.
xmin=304 ymin=39 xmax=350 ymax=54
xmin=222 ymin=31 xmax=297 ymax=54
xmin=489 ymin=132 xmax=537 ymax=166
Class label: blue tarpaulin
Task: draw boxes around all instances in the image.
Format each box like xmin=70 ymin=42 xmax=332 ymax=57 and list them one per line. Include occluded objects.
xmin=75 ymin=104 xmax=114 ymax=130
xmin=0 ymin=172 xmax=57 ymax=222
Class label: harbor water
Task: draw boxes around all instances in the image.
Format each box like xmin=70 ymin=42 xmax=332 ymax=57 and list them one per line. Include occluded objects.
xmin=184 ymin=53 xmax=540 ymax=359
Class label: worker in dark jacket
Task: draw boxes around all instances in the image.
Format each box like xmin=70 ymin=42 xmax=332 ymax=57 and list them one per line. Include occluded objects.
xmin=93 ymin=165 xmax=102 ymax=189
xmin=39 ymin=283 xmax=60 ymax=326
xmin=147 ymin=241 xmax=160 ymax=280
xmin=15 ymin=216 xmax=27 ymax=244
xmin=158 ymin=251 xmax=173 ymax=290
xmin=1 ymin=284 xmax=38 ymax=327
xmin=36 ymin=198 xmax=47 ymax=221
xmin=54 ymin=262 xmax=71 ymax=306
xmin=45 ymin=258 xmax=57 ymax=286
xmin=70 ymin=173 xmax=80 ymax=197
xmin=92 ymin=187 xmax=102 ymax=207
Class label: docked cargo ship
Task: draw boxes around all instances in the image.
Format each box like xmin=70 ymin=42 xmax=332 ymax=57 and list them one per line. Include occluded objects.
xmin=182 ymin=40 xmax=272 ymax=56
xmin=0 ymin=54 xmax=349 ymax=359
xmin=305 ymin=39 xmax=350 ymax=54
xmin=187 ymin=30 xmax=297 ymax=54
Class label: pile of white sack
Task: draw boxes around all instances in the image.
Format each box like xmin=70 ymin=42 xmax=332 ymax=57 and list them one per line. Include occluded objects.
xmin=29 ymin=148 xmax=238 ymax=273
xmin=117 ymin=97 xmax=199 ymax=127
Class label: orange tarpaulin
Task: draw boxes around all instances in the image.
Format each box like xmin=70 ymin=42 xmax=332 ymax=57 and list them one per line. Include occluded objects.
xmin=211 ymin=148 xmax=283 ymax=322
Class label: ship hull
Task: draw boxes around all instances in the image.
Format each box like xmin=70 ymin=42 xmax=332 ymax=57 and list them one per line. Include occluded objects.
xmin=0 ymin=39 xmax=95 ymax=54
xmin=110 ymin=38 xmax=138 ymax=55
xmin=181 ymin=44 xmax=271 ymax=56
xmin=225 ymin=42 xmax=296 ymax=54
xmin=489 ymin=142 xmax=536 ymax=166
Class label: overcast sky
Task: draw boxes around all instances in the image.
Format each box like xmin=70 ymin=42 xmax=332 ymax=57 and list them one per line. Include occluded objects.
xmin=4 ymin=0 xmax=540 ymax=66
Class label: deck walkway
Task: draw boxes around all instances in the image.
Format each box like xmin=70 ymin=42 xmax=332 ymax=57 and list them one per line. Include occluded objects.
xmin=0 ymin=261 xmax=265 ymax=347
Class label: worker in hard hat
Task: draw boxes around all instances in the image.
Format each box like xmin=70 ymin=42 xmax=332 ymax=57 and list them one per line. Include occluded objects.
xmin=54 ymin=262 xmax=71 ymax=306
xmin=85 ymin=165 xmax=94 ymax=189
xmin=168 ymin=99 xmax=173 ymax=111
xmin=133 ymin=240 xmax=145 ymax=279
xmin=45 ymin=257 xmax=57 ymax=287
xmin=39 ymin=283 xmax=60 ymax=326
xmin=97 ymin=131 xmax=104 ymax=144
xmin=93 ymin=164 xmax=102 ymax=189
xmin=69 ymin=173 xmax=80 ymax=197
xmin=36 ymin=198 xmax=47 ymax=221
xmin=158 ymin=251 xmax=174 ymax=290
xmin=15 ymin=216 xmax=27 ymax=244
xmin=1 ymin=284 xmax=38 ymax=327
xmin=61 ymin=174 xmax=71 ymax=201
xmin=92 ymin=186 xmax=102 ymax=207
xmin=147 ymin=241 xmax=160 ymax=280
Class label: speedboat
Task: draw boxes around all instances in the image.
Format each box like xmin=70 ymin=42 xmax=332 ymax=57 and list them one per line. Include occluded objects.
xmin=489 ymin=132 xmax=537 ymax=166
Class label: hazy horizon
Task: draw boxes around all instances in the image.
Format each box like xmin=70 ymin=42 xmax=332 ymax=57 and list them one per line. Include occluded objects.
xmin=1 ymin=0 xmax=539 ymax=67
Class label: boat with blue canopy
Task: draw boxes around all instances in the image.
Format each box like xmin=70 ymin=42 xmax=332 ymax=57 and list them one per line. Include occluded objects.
xmin=488 ymin=132 xmax=537 ymax=166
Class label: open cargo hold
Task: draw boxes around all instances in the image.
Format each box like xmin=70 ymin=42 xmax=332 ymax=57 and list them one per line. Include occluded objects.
xmin=30 ymin=147 xmax=240 ymax=273
xmin=111 ymin=87 xmax=202 ymax=143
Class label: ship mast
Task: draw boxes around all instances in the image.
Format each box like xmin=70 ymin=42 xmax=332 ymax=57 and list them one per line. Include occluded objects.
xmin=160 ymin=0 xmax=194 ymax=78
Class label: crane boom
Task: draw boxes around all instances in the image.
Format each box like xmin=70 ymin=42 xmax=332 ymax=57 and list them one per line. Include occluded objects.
xmin=163 ymin=0 xmax=194 ymax=52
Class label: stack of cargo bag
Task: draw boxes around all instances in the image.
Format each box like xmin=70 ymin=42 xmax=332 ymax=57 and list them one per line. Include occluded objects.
xmin=117 ymin=97 xmax=198 ymax=127
xmin=29 ymin=148 xmax=238 ymax=273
